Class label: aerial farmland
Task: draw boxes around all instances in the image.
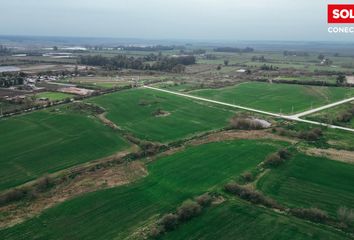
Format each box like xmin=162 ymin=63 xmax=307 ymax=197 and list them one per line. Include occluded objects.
xmin=0 ymin=39 xmax=354 ymax=240
xmin=1 ymin=1 xmax=354 ymax=239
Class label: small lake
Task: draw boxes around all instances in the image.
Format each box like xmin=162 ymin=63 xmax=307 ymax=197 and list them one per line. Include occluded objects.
xmin=0 ymin=66 xmax=21 ymax=73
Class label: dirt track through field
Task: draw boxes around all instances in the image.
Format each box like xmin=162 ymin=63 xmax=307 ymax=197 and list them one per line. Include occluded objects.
xmin=301 ymin=147 xmax=354 ymax=164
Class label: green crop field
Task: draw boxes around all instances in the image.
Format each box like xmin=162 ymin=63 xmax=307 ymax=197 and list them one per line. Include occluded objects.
xmin=0 ymin=140 xmax=287 ymax=239
xmin=35 ymin=92 xmax=73 ymax=101
xmin=0 ymin=108 xmax=129 ymax=191
xmin=257 ymin=153 xmax=354 ymax=216
xmin=190 ymin=82 xmax=354 ymax=114
xmin=162 ymin=200 xmax=349 ymax=240
xmin=89 ymin=88 xmax=235 ymax=142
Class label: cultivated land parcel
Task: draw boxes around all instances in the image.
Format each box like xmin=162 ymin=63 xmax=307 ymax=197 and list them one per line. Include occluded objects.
xmin=190 ymin=82 xmax=354 ymax=114
xmin=89 ymin=88 xmax=235 ymax=142
xmin=0 ymin=108 xmax=129 ymax=191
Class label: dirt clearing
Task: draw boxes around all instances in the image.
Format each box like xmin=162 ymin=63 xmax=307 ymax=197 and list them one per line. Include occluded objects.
xmin=189 ymin=130 xmax=297 ymax=146
xmin=301 ymin=147 xmax=354 ymax=164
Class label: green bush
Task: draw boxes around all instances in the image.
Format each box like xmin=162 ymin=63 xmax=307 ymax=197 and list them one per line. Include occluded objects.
xmin=240 ymin=171 xmax=254 ymax=183
xmin=0 ymin=188 xmax=27 ymax=206
xmin=264 ymin=153 xmax=284 ymax=167
xmin=278 ymin=149 xmax=291 ymax=159
xmin=298 ymin=128 xmax=323 ymax=141
xmin=177 ymin=200 xmax=202 ymax=221
xmin=159 ymin=213 xmax=179 ymax=231
xmin=195 ymin=193 xmax=212 ymax=207
xmin=35 ymin=175 xmax=54 ymax=193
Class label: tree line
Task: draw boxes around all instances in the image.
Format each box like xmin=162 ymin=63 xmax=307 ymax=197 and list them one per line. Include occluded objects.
xmin=119 ymin=45 xmax=175 ymax=51
xmin=0 ymin=72 xmax=26 ymax=87
xmin=79 ymin=54 xmax=196 ymax=72
xmin=214 ymin=47 xmax=254 ymax=53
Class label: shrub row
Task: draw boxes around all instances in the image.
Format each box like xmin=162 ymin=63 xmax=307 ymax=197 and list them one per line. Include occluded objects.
xmin=150 ymin=193 xmax=212 ymax=238
xmin=224 ymin=182 xmax=283 ymax=210
xmin=263 ymin=148 xmax=292 ymax=168
xmin=0 ymin=175 xmax=54 ymax=206
xmin=253 ymin=78 xmax=354 ymax=88
xmin=290 ymin=208 xmax=329 ymax=223
xmin=298 ymin=128 xmax=323 ymax=141
xmin=273 ymin=127 xmax=323 ymax=142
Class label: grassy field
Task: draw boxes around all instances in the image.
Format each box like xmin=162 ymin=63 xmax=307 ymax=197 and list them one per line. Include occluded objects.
xmin=162 ymin=200 xmax=349 ymax=240
xmin=191 ymin=82 xmax=354 ymax=114
xmin=257 ymin=153 xmax=354 ymax=216
xmin=35 ymin=92 xmax=73 ymax=101
xmin=64 ymin=76 xmax=132 ymax=89
xmin=0 ymin=140 xmax=287 ymax=239
xmin=89 ymin=88 xmax=235 ymax=142
xmin=0 ymin=108 xmax=129 ymax=191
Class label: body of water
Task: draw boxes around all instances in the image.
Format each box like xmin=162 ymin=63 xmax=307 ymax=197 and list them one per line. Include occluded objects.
xmin=0 ymin=66 xmax=21 ymax=73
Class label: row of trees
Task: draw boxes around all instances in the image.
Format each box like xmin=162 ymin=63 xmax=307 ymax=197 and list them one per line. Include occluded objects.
xmin=119 ymin=45 xmax=175 ymax=51
xmin=251 ymin=55 xmax=266 ymax=62
xmin=79 ymin=54 xmax=196 ymax=72
xmin=260 ymin=64 xmax=278 ymax=71
xmin=214 ymin=47 xmax=254 ymax=53
xmin=150 ymin=193 xmax=213 ymax=238
xmin=283 ymin=51 xmax=309 ymax=57
xmin=0 ymin=72 xmax=26 ymax=87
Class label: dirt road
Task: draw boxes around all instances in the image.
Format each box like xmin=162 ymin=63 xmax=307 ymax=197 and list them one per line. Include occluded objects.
xmin=291 ymin=97 xmax=354 ymax=118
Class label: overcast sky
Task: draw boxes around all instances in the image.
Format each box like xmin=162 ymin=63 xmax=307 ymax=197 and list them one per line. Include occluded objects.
xmin=0 ymin=0 xmax=351 ymax=41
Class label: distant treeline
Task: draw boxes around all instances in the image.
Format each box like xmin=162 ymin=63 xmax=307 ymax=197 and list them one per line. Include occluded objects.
xmin=0 ymin=72 xmax=26 ymax=88
xmin=255 ymin=78 xmax=353 ymax=87
xmin=0 ymin=45 xmax=11 ymax=56
xmin=79 ymin=54 xmax=196 ymax=72
xmin=283 ymin=51 xmax=309 ymax=57
xmin=214 ymin=47 xmax=254 ymax=53
xmin=119 ymin=45 xmax=176 ymax=51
